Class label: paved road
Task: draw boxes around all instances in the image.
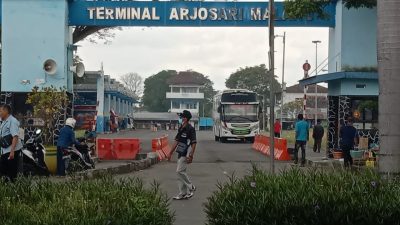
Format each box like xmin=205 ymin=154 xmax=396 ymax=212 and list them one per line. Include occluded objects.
xmin=117 ymin=130 xmax=290 ymax=225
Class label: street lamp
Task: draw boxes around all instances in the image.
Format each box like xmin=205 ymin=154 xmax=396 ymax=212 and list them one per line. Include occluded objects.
xmin=312 ymin=40 xmax=321 ymax=126
xmin=275 ymin=32 xmax=286 ymax=135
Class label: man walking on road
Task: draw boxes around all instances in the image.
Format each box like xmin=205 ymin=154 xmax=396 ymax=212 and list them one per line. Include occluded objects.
xmin=312 ymin=120 xmax=324 ymax=153
xmin=171 ymin=110 xmax=197 ymax=200
xmin=294 ymin=114 xmax=309 ymax=166
xmin=340 ymin=117 xmax=359 ymax=168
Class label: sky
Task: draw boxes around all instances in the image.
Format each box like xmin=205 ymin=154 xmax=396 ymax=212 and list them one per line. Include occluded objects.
xmin=78 ymin=27 xmax=329 ymax=92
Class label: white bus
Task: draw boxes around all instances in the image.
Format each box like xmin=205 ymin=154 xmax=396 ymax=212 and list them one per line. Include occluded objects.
xmin=213 ymin=89 xmax=260 ymax=143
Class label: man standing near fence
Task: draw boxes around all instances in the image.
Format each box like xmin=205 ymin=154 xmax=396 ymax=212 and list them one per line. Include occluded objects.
xmin=171 ymin=110 xmax=197 ymax=200
xmin=294 ymin=114 xmax=309 ymax=166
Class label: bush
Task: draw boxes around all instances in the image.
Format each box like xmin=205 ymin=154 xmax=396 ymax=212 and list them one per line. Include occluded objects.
xmin=0 ymin=176 xmax=174 ymax=225
xmin=205 ymin=167 xmax=400 ymax=225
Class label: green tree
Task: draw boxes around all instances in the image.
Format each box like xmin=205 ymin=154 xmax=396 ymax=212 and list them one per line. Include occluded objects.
xmin=26 ymin=86 xmax=70 ymax=145
xmin=225 ymin=64 xmax=280 ymax=103
xmin=142 ymin=70 xmax=177 ymax=112
xmin=278 ymin=100 xmax=303 ymax=120
xmin=283 ymin=0 xmax=376 ymax=20
xmin=197 ymin=74 xmax=216 ymax=117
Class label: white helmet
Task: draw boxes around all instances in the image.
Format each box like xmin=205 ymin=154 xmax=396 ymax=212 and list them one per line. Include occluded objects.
xmin=65 ymin=118 xmax=76 ymax=128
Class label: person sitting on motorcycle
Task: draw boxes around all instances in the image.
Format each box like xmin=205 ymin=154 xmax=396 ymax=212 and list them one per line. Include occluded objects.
xmin=56 ymin=118 xmax=80 ymax=176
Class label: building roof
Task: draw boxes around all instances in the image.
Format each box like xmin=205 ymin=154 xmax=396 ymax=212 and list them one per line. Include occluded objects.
xmin=134 ymin=112 xmax=199 ymax=121
xmin=299 ymin=72 xmax=378 ymax=86
xmin=74 ymin=72 xmax=138 ymax=101
xmin=167 ymin=71 xmax=207 ymax=85
xmin=286 ymin=84 xmax=328 ymax=93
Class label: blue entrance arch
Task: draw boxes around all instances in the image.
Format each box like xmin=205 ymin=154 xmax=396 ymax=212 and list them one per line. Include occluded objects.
xmin=68 ymin=1 xmax=335 ymax=27
xmin=0 ymin=0 xmax=336 ymax=95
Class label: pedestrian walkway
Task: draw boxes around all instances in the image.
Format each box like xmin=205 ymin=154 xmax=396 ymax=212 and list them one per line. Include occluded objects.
xmin=119 ymin=131 xmax=290 ymax=225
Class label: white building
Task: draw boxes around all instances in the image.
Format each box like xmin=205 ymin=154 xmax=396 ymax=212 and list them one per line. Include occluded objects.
xmin=166 ymin=71 xmax=205 ymax=115
xmin=282 ymin=84 xmax=328 ymax=121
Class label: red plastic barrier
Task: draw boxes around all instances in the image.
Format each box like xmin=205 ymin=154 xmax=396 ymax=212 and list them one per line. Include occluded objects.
xmin=113 ymin=138 xmax=141 ymax=160
xmin=152 ymin=138 xmax=162 ymax=152
xmin=252 ymin=135 xmax=262 ymax=152
xmin=97 ymin=139 xmax=114 ymax=160
xmin=251 ymin=134 xmax=291 ymax=161
xmin=161 ymin=136 xmax=173 ymax=161
xmin=97 ymin=138 xmax=141 ymax=160
xmin=151 ymin=135 xmax=173 ymax=161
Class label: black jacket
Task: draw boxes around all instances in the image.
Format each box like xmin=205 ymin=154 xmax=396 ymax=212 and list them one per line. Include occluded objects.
xmin=312 ymin=124 xmax=324 ymax=140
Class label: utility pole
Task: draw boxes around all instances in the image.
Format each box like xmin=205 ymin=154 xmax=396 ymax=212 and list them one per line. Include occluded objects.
xmin=275 ymin=32 xmax=286 ymax=135
xmin=263 ymin=95 xmax=266 ymax=131
xmin=268 ymin=0 xmax=275 ymax=174
xmin=312 ymin=40 xmax=321 ymax=125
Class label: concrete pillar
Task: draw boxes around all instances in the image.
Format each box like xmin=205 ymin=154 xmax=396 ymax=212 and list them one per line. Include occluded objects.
xmin=105 ymin=94 xmax=111 ymax=116
xmin=104 ymin=94 xmax=111 ymax=132
xmin=112 ymin=95 xmax=117 ymax=113
xmin=124 ymin=100 xmax=128 ymax=116
xmin=116 ymin=97 xmax=120 ymax=114
xmin=96 ymin=72 xmax=105 ymax=133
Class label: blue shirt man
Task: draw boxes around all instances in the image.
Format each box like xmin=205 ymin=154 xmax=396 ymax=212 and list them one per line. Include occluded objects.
xmin=57 ymin=126 xmax=79 ymax=149
xmin=294 ymin=114 xmax=309 ymax=166
xmin=295 ymin=119 xmax=309 ymax=142
xmin=56 ymin=118 xmax=79 ymax=176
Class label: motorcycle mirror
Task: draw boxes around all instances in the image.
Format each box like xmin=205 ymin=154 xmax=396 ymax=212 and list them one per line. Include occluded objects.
xmin=35 ymin=129 xmax=42 ymax=135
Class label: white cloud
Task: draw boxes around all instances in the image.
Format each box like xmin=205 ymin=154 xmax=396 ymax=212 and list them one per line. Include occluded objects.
xmin=78 ymin=26 xmax=329 ymax=91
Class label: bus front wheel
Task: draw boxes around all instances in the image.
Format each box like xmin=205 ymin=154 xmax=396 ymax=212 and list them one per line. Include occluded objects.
xmin=220 ymin=137 xmax=227 ymax=143
xmin=215 ymin=135 xmax=220 ymax=141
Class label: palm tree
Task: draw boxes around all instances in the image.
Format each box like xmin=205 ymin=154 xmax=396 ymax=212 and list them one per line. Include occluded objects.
xmin=377 ymin=0 xmax=400 ymax=175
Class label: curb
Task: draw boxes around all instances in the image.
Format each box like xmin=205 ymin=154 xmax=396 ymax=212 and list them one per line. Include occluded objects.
xmin=306 ymin=157 xmax=343 ymax=168
xmin=76 ymin=152 xmax=159 ymax=179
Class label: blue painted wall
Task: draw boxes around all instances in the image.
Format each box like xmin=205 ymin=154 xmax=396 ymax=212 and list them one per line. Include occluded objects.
xmin=328 ymin=1 xmax=377 ymax=72
xmin=2 ymin=0 xmax=72 ymax=92
xmin=327 ymin=80 xmax=342 ymax=96
xmin=339 ymin=79 xmax=378 ymax=96
xmin=328 ymin=79 xmax=378 ymax=96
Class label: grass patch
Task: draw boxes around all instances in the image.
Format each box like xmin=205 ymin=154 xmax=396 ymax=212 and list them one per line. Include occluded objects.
xmin=0 ymin=176 xmax=174 ymax=225
xmin=262 ymin=128 xmax=328 ymax=151
xmin=205 ymin=167 xmax=400 ymax=225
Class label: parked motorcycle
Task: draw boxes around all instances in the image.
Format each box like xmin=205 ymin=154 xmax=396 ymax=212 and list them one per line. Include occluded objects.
xmin=22 ymin=129 xmax=50 ymax=176
xmin=64 ymin=137 xmax=95 ymax=173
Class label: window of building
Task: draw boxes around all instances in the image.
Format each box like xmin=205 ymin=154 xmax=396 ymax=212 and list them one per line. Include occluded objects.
xmin=356 ymin=84 xmax=366 ymax=89
xmin=172 ymin=87 xmax=180 ymax=93
xmin=172 ymin=101 xmax=180 ymax=109
xmin=182 ymin=101 xmax=197 ymax=109
xmin=182 ymin=87 xmax=197 ymax=93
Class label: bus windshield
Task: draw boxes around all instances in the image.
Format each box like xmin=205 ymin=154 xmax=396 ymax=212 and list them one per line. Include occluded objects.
xmin=223 ymin=104 xmax=258 ymax=122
